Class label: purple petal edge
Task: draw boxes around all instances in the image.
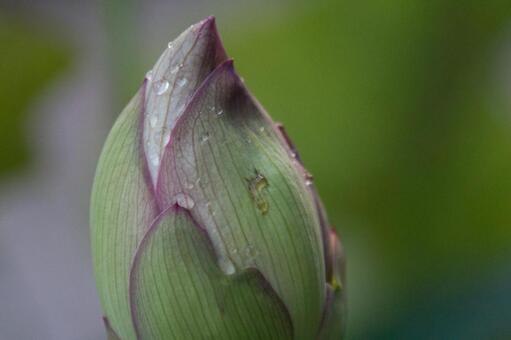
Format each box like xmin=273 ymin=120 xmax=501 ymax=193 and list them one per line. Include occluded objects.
xmin=102 ymin=316 xmax=122 ymax=340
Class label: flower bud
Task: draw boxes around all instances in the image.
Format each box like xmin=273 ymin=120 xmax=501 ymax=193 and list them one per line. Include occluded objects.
xmin=90 ymin=16 xmax=345 ymax=340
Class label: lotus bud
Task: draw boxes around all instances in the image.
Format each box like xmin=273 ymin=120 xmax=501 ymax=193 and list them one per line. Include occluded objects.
xmin=90 ymin=16 xmax=346 ymax=340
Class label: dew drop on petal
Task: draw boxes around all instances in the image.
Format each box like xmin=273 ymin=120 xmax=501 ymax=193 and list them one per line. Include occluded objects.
xmin=259 ymin=126 xmax=265 ymax=132
xmin=150 ymin=154 xmax=160 ymax=167
xmin=177 ymin=78 xmax=188 ymax=87
xmin=304 ymin=171 xmax=314 ymax=184
xmin=145 ymin=70 xmax=153 ymax=81
xmin=154 ymin=80 xmax=170 ymax=95
xmin=170 ymin=65 xmax=180 ymax=74
xmin=168 ymin=41 xmax=174 ymax=49
xmin=221 ymin=260 xmax=236 ymax=275
xmin=149 ymin=115 xmax=158 ymax=127
xmin=200 ymin=132 xmax=210 ymax=144
xmin=174 ymin=193 xmax=195 ymax=209
xmin=216 ymin=109 xmax=224 ymax=116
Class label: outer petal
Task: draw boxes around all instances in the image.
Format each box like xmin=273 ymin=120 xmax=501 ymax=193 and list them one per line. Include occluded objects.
xmin=158 ymin=61 xmax=325 ymax=339
xmin=129 ymin=207 xmax=293 ymax=339
xmin=90 ymin=87 xmax=158 ymax=339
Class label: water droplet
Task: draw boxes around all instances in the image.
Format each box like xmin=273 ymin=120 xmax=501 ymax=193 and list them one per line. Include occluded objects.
xmin=304 ymin=171 xmax=314 ymax=187
xmin=177 ymin=78 xmax=188 ymax=87
xmin=222 ymin=261 xmax=236 ymax=275
xmin=290 ymin=151 xmax=297 ymax=158
xmin=154 ymin=80 xmax=169 ymax=95
xmin=216 ymin=109 xmax=224 ymax=116
xmin=170 ymin=65 xmax=180 ymax=74
xmin=150 ymin=154 xmax=160 ymax=166
xmin=167 ymin=41 xmax=174 ymax=49
xmin=174 ymin=193 xmax=195 ymax=209
xmin=200 ymin=132 xmax=210 ymax=144
xmin=149 ymin=116 xmax=158 ymax=127
xmin=259 ymin=126 xmax=265 ymax=132
xmin=145 ymin=70 xmax=153 ymax=81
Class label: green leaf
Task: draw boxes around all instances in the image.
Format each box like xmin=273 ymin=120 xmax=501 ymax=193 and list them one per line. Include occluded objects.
xmin=157 ymin=61 xmax=326 ymax=339
xmin=90 ymin=88 xmax=159 ymax=340
xmin=130 ymin=207 xmax=293 ymax=339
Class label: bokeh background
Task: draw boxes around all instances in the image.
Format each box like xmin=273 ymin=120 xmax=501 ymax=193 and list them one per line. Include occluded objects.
xmin=1 ymin=0 xmax=511 ymax=339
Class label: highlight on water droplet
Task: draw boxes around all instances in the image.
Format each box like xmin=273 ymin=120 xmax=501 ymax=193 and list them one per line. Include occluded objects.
xmin=220 ymin=260 xmax=236 ymax=275
xmin=200 ymin=132 xmax=210 ymax=144
xmin=174 ymin=193 xmax=195 ymax=209
xmin=170 ymin=65 xmax=180 ymax=74
xmin=149 ymin=115 xmax=158 ymax=128
xmin=150 ymin=154 xmax=160 ymax=167
xmin=259 ymin=126 xmax=265 ymax=132
xmin=304 ymin=171 xmax=314 ymax=187
xmin=177 ymin=78 xmax=188 ymax=87
xmin=145 ymin=70 xmax=153 ymax=81
xmin=216 ymin=109 xmax=224 ymax=116
xmin=154 ymin=79 xmax=170 ymax=95
xmin=167 ymin=41 xmax=174 ymax=49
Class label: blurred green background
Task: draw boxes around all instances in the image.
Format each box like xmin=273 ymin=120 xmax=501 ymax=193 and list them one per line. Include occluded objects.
xmin=1 ymin=0 xmax=511 ymax=338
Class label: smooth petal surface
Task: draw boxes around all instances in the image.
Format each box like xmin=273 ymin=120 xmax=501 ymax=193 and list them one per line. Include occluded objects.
xmin=130 ymin=207 xmax=293 ymax=340
xmin=91 ymin=88 xmax=158 ymax=340
xmin=157 ymin=61 xmax=326 ymax=339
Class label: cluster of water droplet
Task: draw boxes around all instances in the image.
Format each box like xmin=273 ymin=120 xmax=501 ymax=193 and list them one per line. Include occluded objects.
xmin=143 ymin=40 xmax=191 ymax=177
xmin=173 ymin=192 xmax=195 ymax=209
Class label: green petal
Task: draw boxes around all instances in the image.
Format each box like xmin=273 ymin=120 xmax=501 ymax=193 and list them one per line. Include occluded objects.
xmin=90 ymin=87 xmax=159 ymax=340
xmin=130 ymin=207 xmax=293 ymax=339
xmin=157 ymin=61 xmax=325 ymax=339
